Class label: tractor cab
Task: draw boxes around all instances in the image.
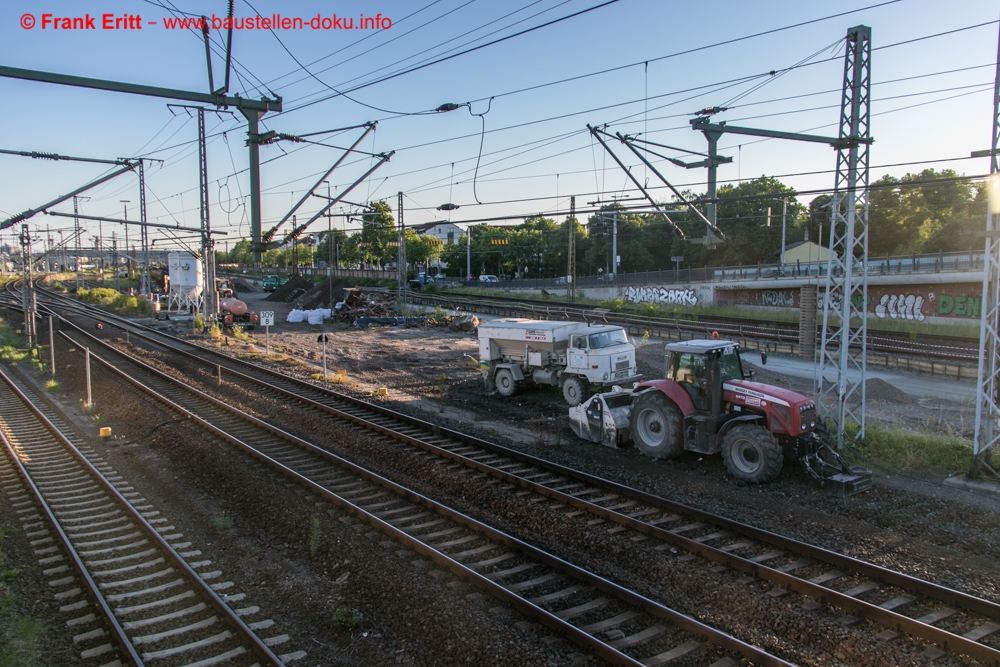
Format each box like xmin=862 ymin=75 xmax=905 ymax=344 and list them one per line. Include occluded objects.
xmin=665 ymin=340 xmax=746 ymax=414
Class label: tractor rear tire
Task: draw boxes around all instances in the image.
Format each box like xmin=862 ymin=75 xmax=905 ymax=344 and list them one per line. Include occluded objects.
xmin=495 ymin=368 xmax=518 ymax=397
xmin=722 ymin=422 xmax=783 ymax=483
xmin=629 ymin=391 xmax=684 ymax=459
xmin=562 ymin=377 xmax=588 ymax=406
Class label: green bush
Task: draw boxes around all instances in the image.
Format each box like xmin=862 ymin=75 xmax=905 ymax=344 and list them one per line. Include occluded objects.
xmin=600 ymin=298 xmax=626 ymax=312
xmin=78 ymin=288 xmax=152 ymax=316
xmin=334 ymin=608 xmax=363 ymax=630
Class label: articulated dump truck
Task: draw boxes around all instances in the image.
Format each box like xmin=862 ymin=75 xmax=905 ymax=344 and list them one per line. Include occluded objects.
xmin=477 ymin=318 xmax=642 ymax=406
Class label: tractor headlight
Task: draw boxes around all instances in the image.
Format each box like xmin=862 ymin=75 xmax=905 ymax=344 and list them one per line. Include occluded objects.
xmin=603 ymin=372 xmax=609 ymax=380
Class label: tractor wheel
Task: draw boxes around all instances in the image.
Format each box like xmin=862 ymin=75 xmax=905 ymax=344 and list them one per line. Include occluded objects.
xmin=562 ymin=377 xmax=588 ymax=406
xmin=495 ymin=368 xmax=518 ymax=397
xmin=629 ymin=392 xmax=684 ymax=459
xmin=721 ymin=423 xmax=783 ymax=483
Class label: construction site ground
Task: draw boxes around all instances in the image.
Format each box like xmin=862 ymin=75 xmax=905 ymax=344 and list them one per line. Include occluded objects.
xmin=200 ymin=288 xmax=994 ymax=508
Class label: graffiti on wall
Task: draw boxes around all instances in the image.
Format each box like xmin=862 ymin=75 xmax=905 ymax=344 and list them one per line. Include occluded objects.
xmin=874 ymin=293 xmax=925 ymax=321
xmin=714 ymin=288 xmax=798 ymax=308
xmin=624 ymin=286 xmax=698 ymax=306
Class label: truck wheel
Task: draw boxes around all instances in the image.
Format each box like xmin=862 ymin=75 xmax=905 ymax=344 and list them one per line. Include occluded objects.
xmin=562 ymin=377 xmax=588 ymax=406
xmin=722 ymin=423 xmax=783 ymax=483
xmin=495 ymin=368 xmax=518 ymax=397
xmin=629 ymin=392 xmax=684 ymax=459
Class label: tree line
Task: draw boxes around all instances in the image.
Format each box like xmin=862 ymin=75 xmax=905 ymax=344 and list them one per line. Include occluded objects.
xmin=217 ymin=168 xmax=986 ymax=276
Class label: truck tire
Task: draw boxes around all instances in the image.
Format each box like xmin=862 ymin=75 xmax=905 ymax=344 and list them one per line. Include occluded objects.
xmin=722 ymin=423 xmax=783 ymax=483
xmin=562 ymin=377 xmax=588 ymax=406
xmin=495 ymin=368 xmax=518 ymax=397
xmin=629 ymin=392 xmax=684 ymax=459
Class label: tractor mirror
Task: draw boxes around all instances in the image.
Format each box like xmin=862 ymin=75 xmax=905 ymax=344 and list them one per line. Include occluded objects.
xmin=760 ymin=351 xmax=768 ymax=365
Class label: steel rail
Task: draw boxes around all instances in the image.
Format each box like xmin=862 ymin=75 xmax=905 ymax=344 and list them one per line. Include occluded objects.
xmin=57 ymin=327 xmax=793 ymax=667
xmin=0 ymin=365 xmax=284 ymax=666
xmin=37 ymin=290 xmax=1000 ymax=663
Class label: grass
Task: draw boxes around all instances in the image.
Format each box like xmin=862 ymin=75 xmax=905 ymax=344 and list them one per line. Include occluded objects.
xmin=0 ymin=529 xmax=43 ymax=666
xmin=212 ymin=513 xmax=234 ymax=535
xmin=845 ymin=420 xmax=998 ymax=475
xmin=44 ymin=379 xmax=58 ymax=392
xmin=309 ymin=518 xmax=321 ymax=556
xmin=77 ymin=288 xmax=152 ymax=316
xmin=333 ymin=608 xmax=363 ymax=631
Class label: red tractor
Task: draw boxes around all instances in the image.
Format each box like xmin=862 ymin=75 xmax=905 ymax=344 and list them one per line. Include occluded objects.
xmin=569 ymin=338 xmax=871 ymax=495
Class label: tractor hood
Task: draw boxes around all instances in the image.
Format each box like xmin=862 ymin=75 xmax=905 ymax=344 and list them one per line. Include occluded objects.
xmin=723 ymin=380 xmax=812 ymax=408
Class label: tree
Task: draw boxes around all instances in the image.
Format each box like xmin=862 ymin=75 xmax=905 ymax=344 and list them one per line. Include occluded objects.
xmin=714 ymin=176 xmax=803 ymax=266
xmin=359 ymin=200 xmax=396 ymax=268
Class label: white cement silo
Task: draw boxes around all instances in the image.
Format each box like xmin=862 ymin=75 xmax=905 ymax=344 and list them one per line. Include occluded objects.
xmin=167 ymin=251 xmax=203 ymax=312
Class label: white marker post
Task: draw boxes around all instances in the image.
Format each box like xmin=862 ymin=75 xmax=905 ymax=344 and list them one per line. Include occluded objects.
xmin=260 ymin=311 xmax=274 ymax=356
xmin=318 ymin=333 xmax=329 ymax=380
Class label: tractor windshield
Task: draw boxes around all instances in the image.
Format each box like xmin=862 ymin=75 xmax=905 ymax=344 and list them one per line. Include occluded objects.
xmin=717 ymin=345 xmax=743 ymax=381
xmin=588 ymin=329 xmax=628 ymax=349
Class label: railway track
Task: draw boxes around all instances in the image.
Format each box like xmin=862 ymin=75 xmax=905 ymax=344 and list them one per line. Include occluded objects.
xmin=0 ymin=365 xmax=301 ymax=666
xmin=414 ymin=290 xmax=979 ymax=362
xmin=41 ymin=305 xmax=791 ymax=666
xmin=31 ymin=286 xmax=1000 ymax=664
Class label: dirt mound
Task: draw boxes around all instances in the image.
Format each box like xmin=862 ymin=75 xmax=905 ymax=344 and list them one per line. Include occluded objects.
xmin=295 ymin=278 xmax=357 ymax=310
xmin=266 ymin=275 xmax=314 ymax=302
xmin=230 ymin=278 xmax=256 ymax=293
xmin=866 ymin=377 xmax=917 ymax=404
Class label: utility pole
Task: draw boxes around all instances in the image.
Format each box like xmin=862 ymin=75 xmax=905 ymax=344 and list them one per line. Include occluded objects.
xmin=325 ymin=181 xmax=333 ymax=307
xmin=971 ymin=18 xmax=1000 ymax=481
xmin=567 ymin=196 xmax=576 ymax=301
xmin=112 ymin=232 xmax=119 ymax=291
xmin=397 ymin=192 xmax=406 ymax=301
xmin=197 ymin=107 xmax=217 ymax=330
xmin=74 ymin=196 xmax=81 ymax=289
xmin=139 ymin=160 xmax=150 ymax=297
xmin=20 ymin=224 xmax=35 ymax=348
xmin=781 ymin=199 xmax=788 ymax=270
xmin=466 ymin=224 xmax=471 ymax=280
xmin=120 ymin=199 xmax=131 ymax=278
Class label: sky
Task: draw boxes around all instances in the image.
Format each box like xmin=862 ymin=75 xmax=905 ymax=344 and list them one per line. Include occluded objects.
xmin=2 ymin=0 xmax=999 ymax=256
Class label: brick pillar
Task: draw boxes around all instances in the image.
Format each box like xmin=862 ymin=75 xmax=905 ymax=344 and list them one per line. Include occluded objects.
xmin=798 ymin=284 xmax=817 ymax=359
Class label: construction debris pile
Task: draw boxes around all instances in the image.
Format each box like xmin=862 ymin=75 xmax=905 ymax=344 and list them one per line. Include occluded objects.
xmin=335 ymin=289 xmax=396 ymax=320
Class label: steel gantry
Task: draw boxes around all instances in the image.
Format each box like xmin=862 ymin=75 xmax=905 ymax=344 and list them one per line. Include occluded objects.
xmin=818 ymin=25 xmax=873 ymax=445
xmin=0 ymin=65 xmax=282 ymax=266
xmin=970 ymin=21 xmax=1000 ymax=481
xmin=587 ymin=26 xmax=874 ymax=445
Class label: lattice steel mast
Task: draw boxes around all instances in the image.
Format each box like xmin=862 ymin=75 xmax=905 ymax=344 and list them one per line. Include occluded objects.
xmin=970 ymin=20 xmax=1000 ymax=481
xmin=817 ymin=26 xmax=873 ymax=445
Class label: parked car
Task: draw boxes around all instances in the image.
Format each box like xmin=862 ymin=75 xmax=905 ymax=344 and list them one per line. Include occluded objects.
xmin=479 ymin=274 xmax=500 ymax=283
xmin=433 ymin=272 xmax=446 ymax=280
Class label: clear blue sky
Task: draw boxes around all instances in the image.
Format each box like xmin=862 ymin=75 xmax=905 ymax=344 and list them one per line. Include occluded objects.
xmin=2 ymin=0 xmax=998 ymax=254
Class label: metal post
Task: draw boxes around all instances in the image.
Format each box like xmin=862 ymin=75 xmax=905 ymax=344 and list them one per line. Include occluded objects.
xmin=20 ymin=224 xmax=35 ymax=348
xmin=322 ymin=335 xmax=328 ymax=380
xmin=120 ymin=199 xmax=130 ymax=280
xmin=84 ymin=347 xmax=92 ymax=408
xmin=612 ymin=209 xmax=619 ymax=278
xmin=241 ymin=108 xmax=265 ymax=268
xmin=139 ymin=161 xmax=150 ymax=297
xmin=781 ymin=199 xmax=788 ymax=269
xmin=971 ymin=17 xmax=1000 ymax=480
xmin=112 ymin=232 xmax=119 ymax=292
xmin=567 ymin=196 xmax=576 ymax=301
xmin=73 ymin=196 xmax=82 ymax=290
xmin=198 ymin=108 xmax=217 ymax=330
xmin=265 ymin=324 xmax=270 ymax=356
xmin=466 ymin=224 xmax=471 ymax=280
xmin=48 ymin=315 xmax=55 ymax=378
xmin=397 ymin=191 xmax=406 ymax=301
xmin=818 ymin=25 xmax=872 ymax=446
xmin=326 ymin=181 xmax=333 ymax=306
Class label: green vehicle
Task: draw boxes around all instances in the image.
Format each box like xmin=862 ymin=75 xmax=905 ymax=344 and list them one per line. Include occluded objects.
xmin=262 ymin=274 xmax=280 ymax=292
